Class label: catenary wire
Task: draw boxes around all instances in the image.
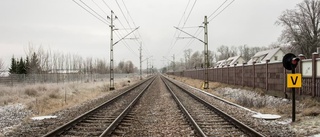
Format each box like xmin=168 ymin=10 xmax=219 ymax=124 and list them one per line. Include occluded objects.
xmin=209 ymin=0 xmax=235 ymax=22
xmin=78 ymin=0 xmax=110 ymax=24
xmin=72 ymin=0 xmax=109 ymax=25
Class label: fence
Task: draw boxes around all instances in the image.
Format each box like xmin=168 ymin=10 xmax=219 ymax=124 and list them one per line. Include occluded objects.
xmin=0 ymin=73 xmax=135 ymax=86
xmin=167 ymin=53 xmax=320 ymax=98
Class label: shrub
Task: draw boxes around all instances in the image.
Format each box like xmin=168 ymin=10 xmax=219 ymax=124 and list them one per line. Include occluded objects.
xmin=302 ymin=107 xmax=320 ymax=116
xmin=37 ymin=86 xmax=47 ymax=91
xmin=25 ymin=88 xmax=38 ymax=96
xmin=100 ymin=84 xmax=110 ymax=92
xmin=48 ymin=92 xmax=59 ymax=99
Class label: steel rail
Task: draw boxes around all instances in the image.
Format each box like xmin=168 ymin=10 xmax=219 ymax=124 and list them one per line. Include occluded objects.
xmin=43 ymin=76 xmax=154 ymax=137
xmin=161 ymin=76 xmax=207 ymax=137
xmin=100 ymin=76 xmax=156 ymax=136
xmin=163 ymin=75 xmax=265 ymax=137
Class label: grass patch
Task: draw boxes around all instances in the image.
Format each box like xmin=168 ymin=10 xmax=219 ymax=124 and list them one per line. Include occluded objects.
xmin=48 ymin=92 xmax=60 ymax=99
xmin=100 ymin=84 xmax=110 ymax=92
xmin=24 ymin=88 xmax=38 ymax=96
xmin=302 ymin=107 xmax=320 ymax=116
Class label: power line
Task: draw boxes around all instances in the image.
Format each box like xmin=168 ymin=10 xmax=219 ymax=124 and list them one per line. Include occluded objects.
xmin=114 ymin=31 xmax=139 ymax=57
xmin=119 ymin=0 xmax=152 ymax=57
xmin=102 ymin=0 xmax=112 ymax=11
xmin=78 ymin=0 xmax=110 ymax=24
xmin=72 ymin=0 xmax=109 ymax=25
xmin=166 ymin=0 xmax=192 ymax=57
xmin=92 ymin=0 xmax=109 ymax=17
xmin=183 ymin=0 xmax=197 ymax=27
xmin=208 ymin=0 xmax=228 ymax=19
xmin=115 ymin=0 xmax=132 ymax=29
xmin=209 ymin=0 xmax=235 ymax=22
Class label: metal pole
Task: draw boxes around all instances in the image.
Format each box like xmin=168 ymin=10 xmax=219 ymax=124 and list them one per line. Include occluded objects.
xmin=139 ymin=44 xmax=142 ymax=80
xmin=292 ymin=67 xmax=296 ymax=122
xmin=204 ymin=16 xmax=209 ymax=89
xmin=146 ymin=58 xmax=149 ymax=77
xmin=172 ymin=54 xmax=175 ymax=72
xmin=109 ymin=11 xmax=115 ymax=90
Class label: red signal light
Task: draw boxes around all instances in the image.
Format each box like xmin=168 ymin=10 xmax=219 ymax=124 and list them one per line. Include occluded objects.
xmin=291 ymin=58 xmax=300 ymax=65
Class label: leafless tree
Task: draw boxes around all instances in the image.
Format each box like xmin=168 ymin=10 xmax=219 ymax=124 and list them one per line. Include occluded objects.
xmin=190 ymin=51 xmax=202 ymax=69
xmin=276 ymin=0 xmax=320 ymax=58
xmin=124 ymin=60 xmax=134 ymax=73
xmin=184 ymin=49 xmax=192 ymax=69
xmin=0 ymin=58 xmax=4 ymax=71
xmin=216 ymin=45 xmax=238 ymax=61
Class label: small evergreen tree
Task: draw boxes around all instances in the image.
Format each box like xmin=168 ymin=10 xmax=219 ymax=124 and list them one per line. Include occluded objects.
xmin=9 ymin=57 xmax=17 ymax=74
xmin=25 ymin=56 xmax=30 ymax=74
xmin=17 ymin=57 xmax=27 ymax=74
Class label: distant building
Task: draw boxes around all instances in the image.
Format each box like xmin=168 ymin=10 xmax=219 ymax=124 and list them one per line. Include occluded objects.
xmin=215 ymin=59 xmax=226 ymax=68
xmin=215 ymin=55 xmax=245 ymax=67
xmin=247 ymin=48 xmax=284 ymax=65
xmin=48 ymin=69 xmax=81 ymax=74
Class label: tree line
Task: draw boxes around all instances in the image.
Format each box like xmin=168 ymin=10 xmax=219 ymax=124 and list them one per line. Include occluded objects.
xmin=163 ymin=45 xmax=276 ymax=72
xmin=8 ymin=45 xmax=136 ymax=75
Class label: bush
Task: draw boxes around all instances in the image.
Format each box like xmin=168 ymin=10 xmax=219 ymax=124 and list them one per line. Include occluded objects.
xmin=48 ymin=92 xmax=59 ymax=99
xmin=37 ymin=86 xmax=47 ymax=91
xmin=25 ymin=88 xmax=38 ymax=96
xmin=100 ymin=84 xmax=110 ymax=92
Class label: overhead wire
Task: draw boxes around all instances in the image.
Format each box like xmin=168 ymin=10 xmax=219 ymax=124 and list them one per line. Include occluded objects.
xmin=209 ymin=0 xmax=235 ymax=22
xmin=78 ymin=0 xmax=110 ymax=24
xmin=208 ymin=0 xmax=228 ymax=19
xmin=119 ymin=0 xmax=152 ymax=57
xmin=72 ymin=0 xmax=109 ymax=25
xmin=166 ymin=0 xmax=192 ymax=57
xmin=114 ymin=31 xmax=139 ymax=57
xmin=92 ymin=0 xmax=109 ymax=17
xmin=102 ymin=0 xmax=112 ymax=11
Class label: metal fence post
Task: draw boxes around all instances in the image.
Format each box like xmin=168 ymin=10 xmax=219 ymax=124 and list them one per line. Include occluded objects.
xmin=253 ymin=61 xmax=256 ymax=89
xmin=312 ymin=53 xmax=319 ymax=97
xmin=266 ymin=60 xmax=270 ymax=91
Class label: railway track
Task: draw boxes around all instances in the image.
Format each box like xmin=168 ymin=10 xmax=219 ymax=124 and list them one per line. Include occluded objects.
xmin=161 ymin=75 xmax=265 ymax=137
xmin=43 ymin=76 xmax=156 ymax=137
xmin=43 ymin=74 xmax=264 ymax=137
xmin=109 ymin=75 xmax=196 ymax=136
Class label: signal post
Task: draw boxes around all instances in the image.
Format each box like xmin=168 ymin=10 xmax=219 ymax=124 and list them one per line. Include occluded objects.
xmin=282 ymin=53 xmax=302 ymax=122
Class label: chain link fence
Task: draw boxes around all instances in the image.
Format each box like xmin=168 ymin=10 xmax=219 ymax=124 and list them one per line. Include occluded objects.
xmin=0 ymin=73 xmax=136 ymax=86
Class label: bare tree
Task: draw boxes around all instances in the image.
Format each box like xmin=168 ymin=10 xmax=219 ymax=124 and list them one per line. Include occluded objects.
xmin=216 ymin=45 xmax=238 ymax=61
xmin=183 ymin=49 xmax=192 ymax=69
xmin=190 ymin=51 xmax=202 ymax=69
xmin=0 ymin=58 xmax=4 ymax=72
xmin=276 ymin=0 xmax=320 ymax=58
xmin=124 ymin=61 xmax=134 ymax=73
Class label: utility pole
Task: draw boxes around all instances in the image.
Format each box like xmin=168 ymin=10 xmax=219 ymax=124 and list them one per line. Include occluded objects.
xmin=203 ymin=16 xmax=209 ymax=89
xmin=107 ymin=11 xmax=139 ymax=90
xmin=173 ymin=16 xmax=209 ymax=89
xmin=172 ymin=54 xmax=175 ymax=72
xmin=146 ymin=58 xmax=149 ymax=77
xmin=109 ymin=11 xmax=115 ymax=90
xmin=139 ymin=43 xmax=142 ymax=80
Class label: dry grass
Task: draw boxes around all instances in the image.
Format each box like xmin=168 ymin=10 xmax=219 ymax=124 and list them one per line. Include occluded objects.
xmin=0 ymin=77 xmax=139 ymax=116
xmin=300 ymin=97 xmax=320 ymax=116
xmin=24 ymin=88 xmax=38 ymax=96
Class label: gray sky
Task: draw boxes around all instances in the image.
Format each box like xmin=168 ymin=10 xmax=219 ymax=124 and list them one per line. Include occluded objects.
xmin=0 ymin=0 xmax=302 ymax=69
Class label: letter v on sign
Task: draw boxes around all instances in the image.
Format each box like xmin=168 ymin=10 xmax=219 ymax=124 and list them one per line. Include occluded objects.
xmin=287 ymin=74 xmax=302 ymax=88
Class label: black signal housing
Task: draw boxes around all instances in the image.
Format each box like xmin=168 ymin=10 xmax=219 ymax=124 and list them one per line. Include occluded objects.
xmin=283 ymin=53 xmax=300 ymax=70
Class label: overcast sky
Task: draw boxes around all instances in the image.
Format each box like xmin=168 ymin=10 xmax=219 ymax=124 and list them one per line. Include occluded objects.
xmin=0 ymin=0 xmax=302 ymax=69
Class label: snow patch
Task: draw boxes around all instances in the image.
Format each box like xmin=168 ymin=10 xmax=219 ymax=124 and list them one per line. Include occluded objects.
xmin=252 ymin=113 xmax=281 ymax=120
xmin=31 ymin=115 xmax=57 ymax=120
